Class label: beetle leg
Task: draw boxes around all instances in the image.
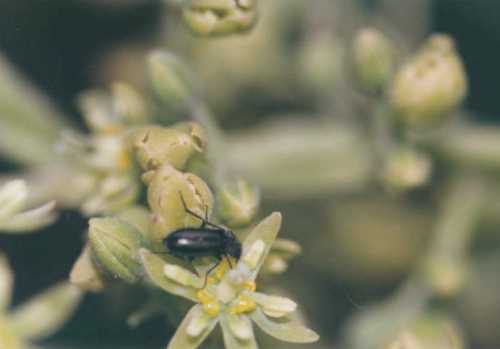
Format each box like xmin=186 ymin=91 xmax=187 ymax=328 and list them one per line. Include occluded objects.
xmin=224 ymin=254 xmax=234 ymax=269
xmin=203 ymin=257 xmax=222 ymax=288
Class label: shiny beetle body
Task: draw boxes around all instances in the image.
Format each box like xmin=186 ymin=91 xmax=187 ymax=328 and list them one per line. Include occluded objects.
xmin=164 ymin=227 xmax=242 ymax=261
xmin=160 ymin=193 xmax=242 ymax=286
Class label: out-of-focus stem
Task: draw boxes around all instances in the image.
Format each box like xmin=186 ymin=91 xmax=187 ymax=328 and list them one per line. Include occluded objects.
xmin=414 ymin=121 xmax=500 ymax=171
xmin=226 ymin=119 xmax=372 ymax=199
xmin=0 ymin=54 xmax=72 ymax=166
xmin=421 ymin=174 xmax=486 ymax=297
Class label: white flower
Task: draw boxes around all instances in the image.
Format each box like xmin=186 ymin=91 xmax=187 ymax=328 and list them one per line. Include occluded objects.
xmin=140 ymin=212 xmax=319 ymax=349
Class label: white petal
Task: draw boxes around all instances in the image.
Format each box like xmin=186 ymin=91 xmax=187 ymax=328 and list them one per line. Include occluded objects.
xmin=167 ymin=305 xmax=218 ymax=349
xmin=226 ymin=313 xmax=253 ymax=340
xmin=241 ymin=213 xmax=282 ymax=280
xmin=250 ymin=307 xmax=319 ymax=343
xmin=0 ymin=180 xmax=27 ymax=222
xmin=1 ymin=201 xmax=56 ymax=233
xmin=140 ymin=249 xmax=199 ymax=302
xmin=246 ymin=291 xmax=297 ymax=318
xmin=220 ymin=314 xmax=258 ymax=349
xmin=164 ymin=264 xmax=203 ymax=289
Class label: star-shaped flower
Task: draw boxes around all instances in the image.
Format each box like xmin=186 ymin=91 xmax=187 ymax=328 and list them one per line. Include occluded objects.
xmin=140 ymin=212 xmax=319 ymax=349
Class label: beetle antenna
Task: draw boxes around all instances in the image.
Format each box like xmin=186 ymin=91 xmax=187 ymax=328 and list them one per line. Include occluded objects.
xmin=177 ymin=191 xmax=228 ymax=230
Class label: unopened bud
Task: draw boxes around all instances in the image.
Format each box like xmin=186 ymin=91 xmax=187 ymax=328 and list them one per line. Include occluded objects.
xmin=148 ymin=50 xmax=195 ymax=112
xmin=131 ymin=123 xmax=206 ymax=172
xmin=183 ymin=0 xmax=258 ymax=36
xmin=352 ymin=27 xmax=397 ymax=94
xmin=88 ymin=217 xmax=143 ymax=283
xmin=147 ymin=165 xmax=214 ymax=242
xmin=217 ymin=179 xmax=259 ymax=228
xmin=390 ymin=34 xmax=467 ymax=127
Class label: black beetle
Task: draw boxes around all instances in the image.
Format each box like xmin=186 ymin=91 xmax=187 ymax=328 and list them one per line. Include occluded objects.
xmin=162 ymin=193 xmax=242 ymax=287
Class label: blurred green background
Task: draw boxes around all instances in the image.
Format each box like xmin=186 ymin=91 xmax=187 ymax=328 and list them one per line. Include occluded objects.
xmin=0 ymin=0 xmax=500 ymax=348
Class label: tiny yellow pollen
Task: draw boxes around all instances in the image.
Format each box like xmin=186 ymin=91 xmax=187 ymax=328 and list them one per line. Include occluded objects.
xmin=206 ymin=276 xmax=217 ymax=286
xmin=214 ymin=259 xmax=231 ymax=280
xmin=202 ymin=301 xmax=221 ymax=317
xmin=196 ymin=289 xmax=215 ymax=304
xmin=230 ymin=295 xmax=257 ymax=314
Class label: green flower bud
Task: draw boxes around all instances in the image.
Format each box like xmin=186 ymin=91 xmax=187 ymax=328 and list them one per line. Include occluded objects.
xmin=88 ymin=217 xmax=144 ymax=283
xmin=217 ymin=179 xmax=259 ymax=228
xmin=382 ymin=147 xmax=432 ymax=191
xmin=148 ymin=50 xmax=196 ymax=111
xmin=183 ymin=0 xmax=258 ymax=36
xmin=352 ymin=27 xmax=397 ymax=94
xmin=297 ymin=32 xmax=343 ymax=94
xmin=390 ymin=34 xmax=467 ymax=127
xmin=131 ymin=123 xmax=206 ymax=172
xmin=147 ymin=165 xmax=214 ymax=242
xmin=70 ymin=244 xmax=106 ymax=292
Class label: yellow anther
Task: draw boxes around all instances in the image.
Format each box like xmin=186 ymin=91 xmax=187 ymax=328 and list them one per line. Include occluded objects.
xmin=243 ymin=281 xmax=256 ymax=292
xmin=196 ymin=289 xmax=215 ymax=304
xmin=206 ymin=276 xmax=217 ymax=286
xmin=230 ymin=295 xmax=257 ymax=314
xmin=214 ymin=258 xmax=233 ymax=280
xmin=202 ymin=301 xmax=221 ymax=317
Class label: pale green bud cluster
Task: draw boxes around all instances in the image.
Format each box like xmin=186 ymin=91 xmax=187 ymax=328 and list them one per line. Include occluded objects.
xmin=390 ymin=34 xmax=467 ymax=127
xmin=182 ymin=0 xmax=258 ymax=36
xmin=146 ymin=164 xmax=214 ymax=242
xmin=131 ymin=123 xmax=206 ymax=174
